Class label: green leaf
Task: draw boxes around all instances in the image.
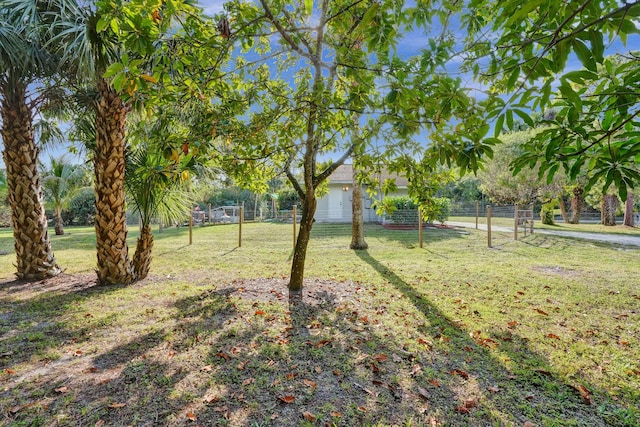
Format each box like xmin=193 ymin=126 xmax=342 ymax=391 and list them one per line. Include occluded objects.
xmin=304 ymin=0 xmax=312 ymax=16
xmin=104 ymin=63 xmax=124 ymax=78
xmin=110 ymin=18 xmax=119 ymax=34
xmin=513 ymin=109 xmax=534 ymax=127
xmin=507 ymin=66 xmax=519 ymax=89
xmin=386 ymin=89 xmax=398 ymax=104
xmin=588 ymin=30 xmax=604 ymax=62
xmin=96 ymin=16 xmax=109 ymax=33
xmin=360 ymin=3 xmax=380 ymax=30
xmin=562 ymin=70 xmax=597 ymax=84
xmin=494 ymin=115 xmax=504 ymax=137
xmin=572 ymin=39 xmax=596 ymax=72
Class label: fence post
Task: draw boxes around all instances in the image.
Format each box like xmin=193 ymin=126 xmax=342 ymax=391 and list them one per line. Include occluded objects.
xmin=475 ymin=200 xmax=479 ymax=229
xmin=238 ymin=206 xmax=243 ymax=247
xmin=189 ymin=208 xmax=193 ymax=245
xmin=418 ymin=206 xmax=423 ymax=248
xmin=293 ymin=205 xmax=297 ymax=250
xmin=487 ymin=205 xmax=492 ymax=248
xmin=513 ymin=204 xmax=519 ymax=241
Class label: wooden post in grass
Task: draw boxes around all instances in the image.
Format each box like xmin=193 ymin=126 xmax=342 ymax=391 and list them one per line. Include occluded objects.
xmin=514 ymin=204 xmax=518 ymax=241
xmin=239 ymin=206 xmax=243 ymax=247
xmin=487 ymin=205 xmax=492 ymax=248
xmin=189 ymin=208 xmax=193 ymax=245
xmin=418 ymin=206 xmax=423 ymax=248
xmin=293 ymin=205 xmax=297 ymax=249
xmin=475 ymin=200 xmax=479 ymax=229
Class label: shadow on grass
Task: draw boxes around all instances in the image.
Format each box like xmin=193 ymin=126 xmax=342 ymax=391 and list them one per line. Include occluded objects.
xmin=0 ymin=275 xmax=136 ymax=371
xmin=2 ymin=263 xmax=636 ymax=426
xmin=354 ymin=249 xmax=633 ymax=427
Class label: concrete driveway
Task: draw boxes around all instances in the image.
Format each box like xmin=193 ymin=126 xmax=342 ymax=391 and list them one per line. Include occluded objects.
xmin=445 ymin=221 xmax=640 ymax=247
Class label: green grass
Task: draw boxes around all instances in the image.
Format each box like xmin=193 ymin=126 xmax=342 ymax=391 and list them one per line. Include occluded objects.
xmin=1 ymin=223 xmax=639 ymax=426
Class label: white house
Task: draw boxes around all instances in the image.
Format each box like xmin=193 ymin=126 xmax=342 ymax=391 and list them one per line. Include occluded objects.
xmin=315 ymin=164 xmax=409 ymax=223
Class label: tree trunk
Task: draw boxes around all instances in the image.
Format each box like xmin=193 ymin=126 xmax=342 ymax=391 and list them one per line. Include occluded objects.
xmin=350 ymin=167 xmax=368 ymax=250
xmin=1 ymin=83 xmax=60 ymax=279
xmin=603 ymin=194 xmax=618 ymax=226
xmin=289 ymin=194 xmax=316 ymax=292
xmin=133 ymin=224 xmax=154 ymax=280
xmin=568 ymin=186 xmax=584 ymax=224
xmin=623 ymin=192 xmax=634 ymax=227
xmin=558 ymin=197 xmax=569 ymax=222
xmin=93 ymin=79 xmax=135 ymax=285
xmin=54 ymin=206 xmax=64 ymax=236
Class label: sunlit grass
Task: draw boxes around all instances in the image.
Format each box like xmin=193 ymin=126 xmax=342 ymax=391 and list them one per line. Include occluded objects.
xmin=1 ymin=222 xmax=638 ymax=426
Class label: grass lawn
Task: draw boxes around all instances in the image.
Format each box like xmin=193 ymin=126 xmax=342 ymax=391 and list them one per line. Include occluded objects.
xmin=1 ymin=223 xmax=639 ymax=426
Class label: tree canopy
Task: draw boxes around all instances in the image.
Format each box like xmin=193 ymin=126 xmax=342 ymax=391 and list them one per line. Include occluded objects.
xmin=467 ymin=0 xmax=640 ymax=199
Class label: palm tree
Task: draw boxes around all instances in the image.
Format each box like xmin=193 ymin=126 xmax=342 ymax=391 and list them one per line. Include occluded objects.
xmin=42 ymin=156 xmax=88 ymax=235
xmin=0 ymin=0 xmax=61 ymax=279
xmin=52 ymin=0 xmax=205 ymax=285
xmin=125 ymin=144 xmax=191 ymax=279
xmin=51 ymin=1 xmax=140 ymax=284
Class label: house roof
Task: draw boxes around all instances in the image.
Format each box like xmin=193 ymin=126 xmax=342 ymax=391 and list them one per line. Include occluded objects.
xmin=327 ymin=164 xmax=409 ymax=187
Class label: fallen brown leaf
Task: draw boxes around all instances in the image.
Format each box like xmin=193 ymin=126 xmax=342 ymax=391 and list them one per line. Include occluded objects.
xmin=330 ymin=411 xmax=342 ymax=417
xmin=302 ymin=411 xmax=316 ymax=422
xmin=451 ymin=369 xmax=469 ymax=379
xmin=54 ymin=386 xmax=68 ymax=393
xmin=303 ymin=379 xmax=317 ymax=388
xmin=186 ymin=412 xmax=196 ymax=421
xmin=279 ymin=395 xmax=295 ymax=404
xmin=108 ymin=402 xmax=126 ymax=409
xmin=464 ymin=397 xmax=479 ymax=409
xmin=373 ymin=354 xmax=388 ymax=362
xmin=534 ymin=308 xmax=549 ymax=316
xmin=575 ymin=384 xmax=592 ymax=405
xmin=203 ymin=394 xmax=220 ymax=404
xmin=242 ymin=377 xmax=255 ymax=386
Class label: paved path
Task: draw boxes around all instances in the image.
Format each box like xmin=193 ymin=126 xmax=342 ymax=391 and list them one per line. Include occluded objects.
xmin=445 ymin=221 xmax=640 ymax=247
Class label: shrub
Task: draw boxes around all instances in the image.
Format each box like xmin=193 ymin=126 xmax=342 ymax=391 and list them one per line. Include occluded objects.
xmin=540 ymin=203 xmax=555 ymax=225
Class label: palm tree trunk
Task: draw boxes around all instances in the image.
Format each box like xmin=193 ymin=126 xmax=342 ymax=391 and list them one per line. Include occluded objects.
xmin=133 ymin=224 xmax=154 ymax=280
xmin=54 ymin=206 xmax=64 ymax=235
xmin=569 ymin=186 xmax=584 ymax=224
xmin=558 ymin=197 xmax=569 ymax=223
xmin=93 ymin=79 xmax=134 ymax=285
xmin=1 ymin=84 xmax=60 ymax=279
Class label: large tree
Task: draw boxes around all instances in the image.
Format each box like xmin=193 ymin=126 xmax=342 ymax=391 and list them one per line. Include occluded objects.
xmin=220 ymin=0 xmax=491 ymax=293
xmin=0 ymin=0 xmax=61 ymax=279
xmin=53 ymin=0 xmax=208 ymax=284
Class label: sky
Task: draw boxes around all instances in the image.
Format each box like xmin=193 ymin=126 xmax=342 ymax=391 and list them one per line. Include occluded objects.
xmin=3 ymin=1 xmax=640 ymax=169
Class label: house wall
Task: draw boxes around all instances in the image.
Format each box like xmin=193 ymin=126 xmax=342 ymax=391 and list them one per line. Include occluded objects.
xmin=315 ymin=184 xmax=408 ymax=223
